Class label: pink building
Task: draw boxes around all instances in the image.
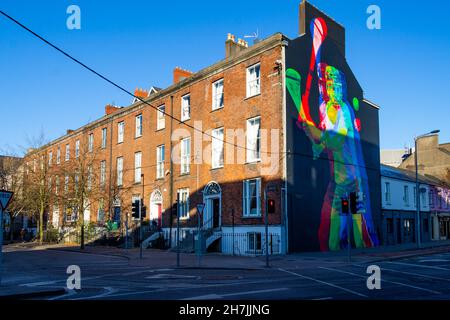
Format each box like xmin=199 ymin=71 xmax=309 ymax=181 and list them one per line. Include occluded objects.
xmin=429 ymin=183 xmax=450 ymax=240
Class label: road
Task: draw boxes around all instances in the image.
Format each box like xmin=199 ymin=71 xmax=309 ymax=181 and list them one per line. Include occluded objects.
xmin=2 ymin=245 xmax=450 ymax=300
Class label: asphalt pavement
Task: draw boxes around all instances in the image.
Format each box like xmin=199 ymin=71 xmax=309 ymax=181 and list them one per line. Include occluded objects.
xmin=1 ymin=243 xmax=450 ymax=300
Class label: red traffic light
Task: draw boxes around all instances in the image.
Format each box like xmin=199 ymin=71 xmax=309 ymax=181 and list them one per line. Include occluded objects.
xmin=341 ymin=198 xmax=349 ymax=214
xmin=268 ymin=199 xmax=275 ymax=213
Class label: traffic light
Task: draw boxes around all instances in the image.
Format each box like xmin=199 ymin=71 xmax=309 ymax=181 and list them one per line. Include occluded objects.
xmin=341 ymin=198 xmax=349 ymax=214
xmin=131 ymin=200 xmax=140 ymax=219
xmin=172 ymin=203 xmax=178 ymax=217
xmin=268 ymin=199 xmax=275 ymax=214
xmin=141 ymin=205 xmax=146 ymax=219
xmin=350 ymin=192 xmax=357 ymax=215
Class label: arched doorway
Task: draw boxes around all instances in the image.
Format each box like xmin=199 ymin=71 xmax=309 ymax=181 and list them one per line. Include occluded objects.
xmin=203 ymin=182 xmax=221 ymax=229
xmin=150 ymin=190 xmax=163 ymax=227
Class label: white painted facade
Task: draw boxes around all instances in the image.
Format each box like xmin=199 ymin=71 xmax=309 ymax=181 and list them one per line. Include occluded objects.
xmin=381 ymin=176 xmax=430 ymax=212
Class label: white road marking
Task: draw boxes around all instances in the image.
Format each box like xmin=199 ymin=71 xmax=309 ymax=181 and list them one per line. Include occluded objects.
xmin=417 ymin=259 xmax=450 ymax=263
xmin=146 ymin=274 xmax=199 ymax=279
xmin=182 ymin=288 xmax=288 ymax=300
xmin=48 ymin=289 xmax=77 ymax=301
xmin=101 ymin=277 xmax=295 ymax=299
xmin=70 ymin=287 xmax=118 ymax=300
xmin=278 ymin=268 xmax=368 ymax=298
xmin=320 ymin=267 xmax=441 ymax=295
xmin=353 ymin=264 xmax=450 ymax=282
xmin=387 ymin=261 xmax=450 ymax=271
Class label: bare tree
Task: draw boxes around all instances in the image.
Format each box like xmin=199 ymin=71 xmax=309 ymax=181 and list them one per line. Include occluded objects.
xmin=56 ymin=137 xmax=105 ymax=249
xmin=0 ymin=153 xmax=25 ymax=241
xmin=20 ymin=132 xmax=53 ymax=243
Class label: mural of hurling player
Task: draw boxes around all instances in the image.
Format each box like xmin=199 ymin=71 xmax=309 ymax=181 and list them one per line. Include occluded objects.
xmin=286 ymin=17 xmax=379 ymax=251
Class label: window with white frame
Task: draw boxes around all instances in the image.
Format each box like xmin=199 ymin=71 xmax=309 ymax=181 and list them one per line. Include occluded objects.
xmin=180 ymin=137 xmax=190 ymax=174
xmin=116 ymin=158 xmax=123 ymax=186
xmin=48 ymin=151 xmax=53 ymax=166
xmin=118 ymin=121 xmax=124 ymax=143
xmin=385 ymin=182 xmax=391 ymax=204
xmin=97 ymin=198 xmax=105 ymax=223
xmin=246 ymin=63 xmax=261 ymax=97
xmin=177 ymin=188 xmax=189 ymax=219
xmin=64 ymin=175 xmax=69 ymax=193
xmin=75 ymin=140 xmax=80 ymax=158
xmin=212 ymin=127 xmax=224 ymax=169
xmin=101 ymin=128 xmax=107 ymax=149
xmin=87 ymin=165 xmax=92 ymax=191
xmin=74 ymin=173 xmax=79 ymax=193
xmin=181 ymin=94 xmax=190 ymax=121
xmin=421 ymin=188 xmax=427 ymax=207
xmin=100 ymin=160 xmax=106 ymax=187
xmin=65 ymin=144 xmax=70 ymax=161
xmin=403 ymin=185 xmax=409 ymax=206
xmin=413 ymin=186 xmax=417 ymax=207
xmin=243 ymin=178 xmax=261 ymax=217
xmin=246 ymin=116 xmax=261 ymax=162
xmin=135 ymin=114 xmax=143 ymax=138
xmin=55 ymin=175 xmax=59 ymax=195
xmin=156 ymin=145 xmax=165 ymax=179
xmin=212 ymin=79 xmax=224 ymax=110
xmin=88 ymin=133 xmax=94 ymax=152
xmin=157 ymin=105 xmax=165 ymax=130
xmin=56 ymin=147 xmax=61 ymax=164
xmin=134 ymin=152 xmax=142 ymax=183
xmin=429 ymin=190 xmax=435 ymax=207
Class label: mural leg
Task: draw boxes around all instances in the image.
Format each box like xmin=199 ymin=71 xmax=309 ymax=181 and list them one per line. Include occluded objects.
xmin=318 ymin=183 xmax=334 ymax=251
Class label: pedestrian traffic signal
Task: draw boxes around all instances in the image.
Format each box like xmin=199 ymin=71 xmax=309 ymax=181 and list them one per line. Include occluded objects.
xmin=268 ymin=199 xmax=275 ymax=214
xmin=131 ymin=200 xmax=140 ymax=219
xmin=350 ymin=192 xmax=357 ymax=215
xmin=341 ymin=198 xmax=349 ymax=214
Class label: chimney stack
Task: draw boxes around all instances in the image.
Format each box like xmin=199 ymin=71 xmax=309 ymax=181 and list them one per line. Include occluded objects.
xmin=225 ymin=33 xmax=248 ymax=59
xmin=134 ymin=88 xmax=149 ymax=100
xmin=173 ymin=67 xmax=194 ymax=84
xmin=105 ymin=104 xmax=121 ymax=115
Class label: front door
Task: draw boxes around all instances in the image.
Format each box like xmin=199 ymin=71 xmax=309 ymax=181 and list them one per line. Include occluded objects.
xmin=157 ymin=203 xmax=162 ymax=227
xmin=204 ymin=197 xmax=221 ymax=229
xmin=213 ymin=198 xmax=220 ymax=228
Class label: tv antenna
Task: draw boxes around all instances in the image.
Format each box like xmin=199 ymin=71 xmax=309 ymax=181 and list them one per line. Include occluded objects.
xmin=244 ymin=29 xmax=259 ymax=43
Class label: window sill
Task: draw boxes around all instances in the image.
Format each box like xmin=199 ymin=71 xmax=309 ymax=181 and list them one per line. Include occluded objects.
xmin=179 ymin=173 xmax=191 ymax=177
xmin=134 ymin=135 xmax=142 ymax=140
xmin=117 ymin=141 xmax=123 ymax=145
xmin=180 ymin=216 xmax=190 ymax=221
xmin=156 ymin=127 xmax=165 ymax=132
xmin=210 ymin=166 xmax=224 ymax=171
xmin=245 ymin=160 xmax=261 ymax=165
xmin=242 ymin=215 xmax=262 ymax=219
xmin=244 ymin=93 xmax=261 ymax=101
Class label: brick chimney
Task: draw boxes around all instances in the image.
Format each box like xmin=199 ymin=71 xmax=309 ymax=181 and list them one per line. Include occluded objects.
xmin=134 ymin=88 xmax=148 ymax=100
xmin=67 ymin=129 xmax=74 ymax=135
xmin=173 ymin=67 xmax=194 ymax=84
xmin=225 ymin=33 xmax=248 ymax=59
xmin=105 ymin=104 xmax=120 ymax=115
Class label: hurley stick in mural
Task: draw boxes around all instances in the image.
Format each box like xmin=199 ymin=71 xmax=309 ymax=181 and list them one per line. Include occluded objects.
xmin=286 ymin=17 xmax=379 ymax=251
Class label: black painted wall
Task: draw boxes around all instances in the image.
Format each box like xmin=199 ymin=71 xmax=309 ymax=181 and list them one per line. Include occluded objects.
xmin=285 ymin=2 xmax=381 ymax=252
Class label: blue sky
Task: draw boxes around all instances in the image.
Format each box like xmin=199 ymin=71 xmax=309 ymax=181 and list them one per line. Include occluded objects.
xmin=1 ymin=0 xmax=449 ymax=155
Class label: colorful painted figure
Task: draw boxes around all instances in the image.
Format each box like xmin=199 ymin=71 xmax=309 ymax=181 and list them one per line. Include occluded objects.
xmin=286 ymin=17 xmax=379 ymax=251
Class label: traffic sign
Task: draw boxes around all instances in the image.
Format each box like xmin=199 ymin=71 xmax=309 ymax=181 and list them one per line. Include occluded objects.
xmin=0 ymin=190 xmax=13 ymax=210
